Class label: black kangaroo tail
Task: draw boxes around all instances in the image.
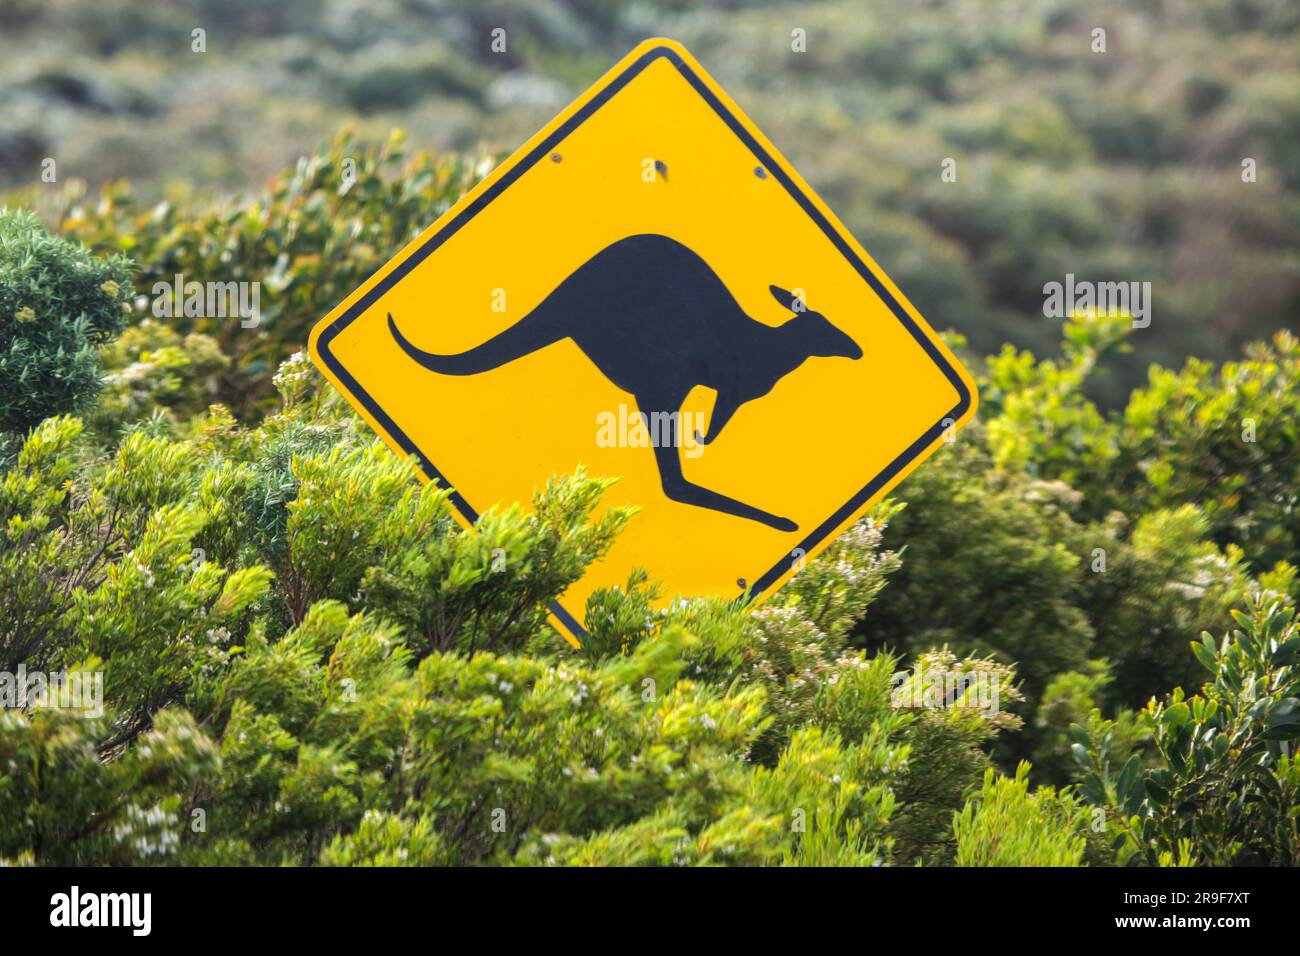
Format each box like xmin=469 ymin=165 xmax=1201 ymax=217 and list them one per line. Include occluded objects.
xmin=387 ymin=308 xmax=562 ymax=376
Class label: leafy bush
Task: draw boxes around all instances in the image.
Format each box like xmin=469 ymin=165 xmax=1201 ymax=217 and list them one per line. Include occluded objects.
xmin=90 ymin=319 xmax=227 ymax=442
xmin=0 ymin=209 xmax=132 ymax=437
xmin=1074 ymin=599 xmax=1300 ymax=866
xmin=869 ymin=314 xmax=1297 ymax=767
xmin=1117 ymin=333 xmax=1300 ymax=571
xmin=954 ymin=763 xmax=1091 ymax=867
xmin=55 ymin=132 xmax=488 ymax=418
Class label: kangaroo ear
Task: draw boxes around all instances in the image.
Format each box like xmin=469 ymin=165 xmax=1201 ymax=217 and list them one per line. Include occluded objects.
xmin=769 ymin=285 xmax=800 ymax=312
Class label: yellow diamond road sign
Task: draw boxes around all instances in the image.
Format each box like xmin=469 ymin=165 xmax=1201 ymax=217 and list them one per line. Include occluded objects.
xmin=309 ymin=38 xmax=978 ymax=647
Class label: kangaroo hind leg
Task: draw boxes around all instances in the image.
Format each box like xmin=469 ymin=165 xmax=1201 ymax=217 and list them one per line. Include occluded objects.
xmin=640 ymin=404 xmax=798 ymax=533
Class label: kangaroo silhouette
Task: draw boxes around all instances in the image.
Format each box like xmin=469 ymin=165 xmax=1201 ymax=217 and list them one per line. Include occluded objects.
xmin=387 ymin=233 xmax=862 ymax=532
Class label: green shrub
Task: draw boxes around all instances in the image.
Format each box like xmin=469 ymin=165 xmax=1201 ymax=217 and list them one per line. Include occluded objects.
xmin=90 ymin=319 xmax=227 ymax=442
xmin=1117 ymin=332 xmax=1300 ymax=572
xmin=56 ymin=132 xmax=487 ymax=418
xmin=0 ymin=209 xmax=132 ymax=436
xmin=1031 ymin=661 xmax=1148 ymax=787
xmin=954 ymin=763 xmax=1090 ymax=866
xmin=1074 ymin=599 xmax=1300 ymax=866
xmin=0 ymin=705 xmax=219 ymax=866
xmin=870 ymin=312 xmax=1297 ymax=775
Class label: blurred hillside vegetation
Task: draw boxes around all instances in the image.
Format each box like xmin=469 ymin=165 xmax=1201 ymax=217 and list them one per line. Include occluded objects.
xmin=1 ymin=0 xmax=1298 ymax=405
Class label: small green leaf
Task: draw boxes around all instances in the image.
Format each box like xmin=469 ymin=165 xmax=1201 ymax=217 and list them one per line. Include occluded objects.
xmin=1071 ymin=742 xmax=1095 ymax=770
xmin=1191 ymin=639 xmax=1218 ymax=675
xmin=1165 ymin=701 xmax=1190 ymax=729
xmin=1266 ymin=698 xmax=1300 ymax=728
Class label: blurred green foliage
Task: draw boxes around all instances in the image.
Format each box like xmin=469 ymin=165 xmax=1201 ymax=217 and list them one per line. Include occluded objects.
xmin=3 ymin=0 xmax=1297 ymax=402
